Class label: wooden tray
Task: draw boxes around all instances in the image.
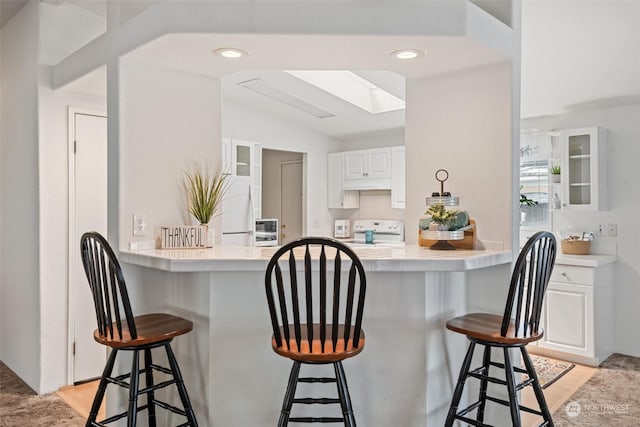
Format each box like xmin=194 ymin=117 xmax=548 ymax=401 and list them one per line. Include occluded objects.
xmin=419 ymin=219 xmax=476 ymax=250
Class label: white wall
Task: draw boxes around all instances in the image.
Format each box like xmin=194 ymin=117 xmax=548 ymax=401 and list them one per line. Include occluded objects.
xmin=339 ymin=128 xmax=404 ymax=151
xmin=37 ymin=71 xmax=106 ymax=392
xmin=223 ymin=101 xmax=342 ymax=237
xmin=522 ymin=103 xmax=640 ymax=357
xmin=0 ymin=0 xmax=42 ymax=391
xmin=405 ymin=63 xmax=513 ymax=247
xmin=120 ymin=59 xmax=222 ymax=248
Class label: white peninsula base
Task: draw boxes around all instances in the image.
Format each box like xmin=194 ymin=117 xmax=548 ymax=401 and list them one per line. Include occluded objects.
xmin=118 ymin=244 xmax=512 ymax=426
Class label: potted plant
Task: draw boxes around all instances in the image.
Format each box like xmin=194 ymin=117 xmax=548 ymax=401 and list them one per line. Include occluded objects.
xmin=550 ymin=164 xmax=561 ymax=183
xmin=425 ymin=202 xmax=458 ymax=231
xmin=182 ymin=162 xmax=229 ymax=245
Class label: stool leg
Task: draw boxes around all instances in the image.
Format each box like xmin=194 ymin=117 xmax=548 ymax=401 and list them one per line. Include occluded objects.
xmin=127 ymin=350 xmax=140 ymax=427
xmin=86 ymin=348 xmax=118 ymax=427
xmin=445 ymin=341 xmax=476 ymax=427
xmin=144 ymin=348 xmax=156 ymax=427
xmin=521 ymin=347 xmax=553 ymax=426
xmin=165 ymin=344 xmax=198 ymax=426
xmin=278 ymin=361 xmax=301 ymax=427
xmin=476 ymin=345 xmax=492 ymax=423
xmin=334 ymin=361 xmax=356 ymax=427
xmin=502 ymin=347 xmax=521 ymax=426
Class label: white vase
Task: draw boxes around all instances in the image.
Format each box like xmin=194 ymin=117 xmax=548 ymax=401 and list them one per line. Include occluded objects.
xmin=551 ymin=174 xmax=560 ymax=183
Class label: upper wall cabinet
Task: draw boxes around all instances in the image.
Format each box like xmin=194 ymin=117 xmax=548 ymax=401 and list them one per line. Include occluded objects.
xmin=343 ymin=147 xmax=392 ymax=190
xmin=560 ymin=127 xmax=607 ymax=211
xmin=328 ymin=152 xmax=359 ymax=209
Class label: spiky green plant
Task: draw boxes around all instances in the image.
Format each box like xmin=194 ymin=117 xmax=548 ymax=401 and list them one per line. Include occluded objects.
xmin=183 ymin=163 xmax=229 ymax=224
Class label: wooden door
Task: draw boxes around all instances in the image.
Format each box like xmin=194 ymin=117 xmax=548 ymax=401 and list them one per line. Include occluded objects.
xmin=280 ymin=161 xmax=303 ymax=245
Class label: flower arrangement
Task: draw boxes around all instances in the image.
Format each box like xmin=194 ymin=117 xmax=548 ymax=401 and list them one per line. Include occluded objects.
xmin=426 ymin=202 xmax=458 ymax=226
xmin=182 ymin=162 xmax=229 ymax=224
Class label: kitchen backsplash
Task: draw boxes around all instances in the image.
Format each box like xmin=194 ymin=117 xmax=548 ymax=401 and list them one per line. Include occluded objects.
xmin=331 ymin=190 xmax=405 ymax=222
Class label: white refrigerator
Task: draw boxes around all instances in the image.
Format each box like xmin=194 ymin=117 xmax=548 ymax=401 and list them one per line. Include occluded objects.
xmin=221 ymin=175 xmax=254 ymax=246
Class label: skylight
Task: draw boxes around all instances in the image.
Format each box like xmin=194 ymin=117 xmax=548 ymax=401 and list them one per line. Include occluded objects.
xmin=284 ymin=70 xmax=405 ymax=114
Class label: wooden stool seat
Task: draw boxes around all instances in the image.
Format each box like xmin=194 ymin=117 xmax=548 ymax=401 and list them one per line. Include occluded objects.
xmin=446 ymin=312 xmax=543 ymax=345
xmin=272 ymin=324 xmax=365 ymax=362
xmin=94 ymin=313 xmax=193 ymax=348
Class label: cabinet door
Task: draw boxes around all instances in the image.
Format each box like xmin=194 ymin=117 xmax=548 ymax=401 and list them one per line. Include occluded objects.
xmin=539 ymin=281 xmax=593 ymax=358
xmin=561 ymin=127 xmax=607 ymax=210
xmin=391 ymin=147 xmax=405 ymax=209
xmin=328 ymin=153 xmax=359 ymax=209
xmin=344 ymin=151 xmax=367 ymax=179
xmin=367 ymin=148 xmax=392 ymax=179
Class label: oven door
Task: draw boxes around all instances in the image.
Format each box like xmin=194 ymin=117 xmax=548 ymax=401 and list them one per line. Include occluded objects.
xmin=254 ymin=219 xmax=279 ymax=246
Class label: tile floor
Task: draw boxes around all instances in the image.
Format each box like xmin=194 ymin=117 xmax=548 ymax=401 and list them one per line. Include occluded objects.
xmin=58 ymin=356 xmax=596 ymax=424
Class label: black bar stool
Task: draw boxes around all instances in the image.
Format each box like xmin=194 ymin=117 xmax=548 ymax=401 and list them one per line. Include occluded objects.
xmin=80 ymin=232 xmax=198 ymax=427
xmin=444 ymin=231 xmax=557 ymax=427
xmin=264 ymin=237 xmax=367 ymax=426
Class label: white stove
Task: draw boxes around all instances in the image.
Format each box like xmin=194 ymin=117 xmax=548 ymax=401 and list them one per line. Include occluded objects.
xmin=351 ymin=220 xmax=405 ymax=245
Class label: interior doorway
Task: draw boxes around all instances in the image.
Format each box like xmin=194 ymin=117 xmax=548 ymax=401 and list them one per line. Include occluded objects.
xmin=68 ymin=108 xmax=107 ymax=384
xmin=262 ymin=149 xmax=304 ymax=245
xmin=280 ymin=161 xmax=303 ymax=245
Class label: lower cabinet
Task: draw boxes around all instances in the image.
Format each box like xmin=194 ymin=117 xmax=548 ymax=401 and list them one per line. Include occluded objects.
xmin=529 ymin=261 xmax=614 ymax=366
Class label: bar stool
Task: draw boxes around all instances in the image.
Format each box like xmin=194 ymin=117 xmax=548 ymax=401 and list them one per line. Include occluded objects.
xmin=264 ymin=237 xmax=367 ymax=427
xmin=444 ymin=231 xmax=557 ymax=427
xmin=80 ymin=232 xmax=198 ymax=427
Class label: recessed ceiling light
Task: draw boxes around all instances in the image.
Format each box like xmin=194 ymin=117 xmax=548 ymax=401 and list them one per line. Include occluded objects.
xmin=390 ymin=48 xmax=425 ymax=60
xmin=212 ymin=47 xmax=249 ymax=59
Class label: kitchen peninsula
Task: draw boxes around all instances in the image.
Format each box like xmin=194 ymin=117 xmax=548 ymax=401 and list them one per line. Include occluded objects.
xmin=120 ymin=244 xmax=512 ymax=426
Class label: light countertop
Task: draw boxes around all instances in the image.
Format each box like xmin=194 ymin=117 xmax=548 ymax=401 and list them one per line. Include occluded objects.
xmin=556 ymin=253 xmax=617 ymax=268
xmin=120 ymin=244 xmax=513 ymax=273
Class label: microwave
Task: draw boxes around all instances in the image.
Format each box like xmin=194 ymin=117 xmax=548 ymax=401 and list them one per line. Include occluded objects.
xmin=255 ymin=219 xmax=279 ymax=247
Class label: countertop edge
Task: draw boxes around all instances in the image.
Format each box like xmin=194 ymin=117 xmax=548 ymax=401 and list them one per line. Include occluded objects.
xmin=555 ymin=254 xmax=618 ymax=268
xmin=120 ymin=245 xmax=513 ymax=273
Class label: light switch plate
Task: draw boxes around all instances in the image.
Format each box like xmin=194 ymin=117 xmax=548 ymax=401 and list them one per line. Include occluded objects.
xmin=133 ymin=213 xmax=147 ymax=236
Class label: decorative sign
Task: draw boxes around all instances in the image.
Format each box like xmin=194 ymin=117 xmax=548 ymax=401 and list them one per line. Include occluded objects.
xmin=160 ymin=225 xmax=207 ymax=249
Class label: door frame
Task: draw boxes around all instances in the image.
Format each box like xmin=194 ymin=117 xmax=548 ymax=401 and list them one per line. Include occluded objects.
xmin=66 ymin=106 xmax=107 ymax=385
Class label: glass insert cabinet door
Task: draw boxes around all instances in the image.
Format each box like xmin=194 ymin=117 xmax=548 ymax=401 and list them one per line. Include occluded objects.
xmin=561 ymin=127 xmax=607 ymax=211
xmin=567 ymin=133 xmax=592 ymax=205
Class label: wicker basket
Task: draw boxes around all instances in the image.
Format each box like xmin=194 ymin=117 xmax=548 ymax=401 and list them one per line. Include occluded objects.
xmin=561 ymin=239 xmax=591 ymax=255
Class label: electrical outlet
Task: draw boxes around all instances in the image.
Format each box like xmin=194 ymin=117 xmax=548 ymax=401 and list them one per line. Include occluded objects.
xmin=597 ymin=224 xmax=605 ymax=237
xmin=607 ymin=223 xmax=617 ymax=237
xmin=133 ymin=213 xmax=147 ymax=236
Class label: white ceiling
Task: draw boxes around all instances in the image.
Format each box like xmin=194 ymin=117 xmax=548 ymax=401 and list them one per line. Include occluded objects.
xmin=521 ymin=0 xmax=640 ymax=118
xmin=122 ymin=33 xmax=507 ymax=139
xmin=55 ymin=1 xmax=640 ymax=134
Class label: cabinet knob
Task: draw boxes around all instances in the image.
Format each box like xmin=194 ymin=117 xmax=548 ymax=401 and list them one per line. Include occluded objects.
xmin=562 ymin=272 xmax=568 ymax=278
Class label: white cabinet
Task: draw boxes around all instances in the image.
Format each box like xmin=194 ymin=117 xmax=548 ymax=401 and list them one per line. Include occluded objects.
xmin=391 ymin=146 xmax=405 ymax=209
xmin=530 ymin=261 xmax=614 ymax=366
xmin=327 ymin=152 xmax=359 ymax=209
xmin=560 ymin=127 xmax=607 ymax=210
xmin=343 ymin=148 xmax=392 ymax=190
xmin=222 ymin=138 xmax=262 ymax=219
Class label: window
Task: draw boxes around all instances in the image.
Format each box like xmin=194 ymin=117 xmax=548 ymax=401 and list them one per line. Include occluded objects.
xmin=520 ymin=130 xmax=551 ymax=230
